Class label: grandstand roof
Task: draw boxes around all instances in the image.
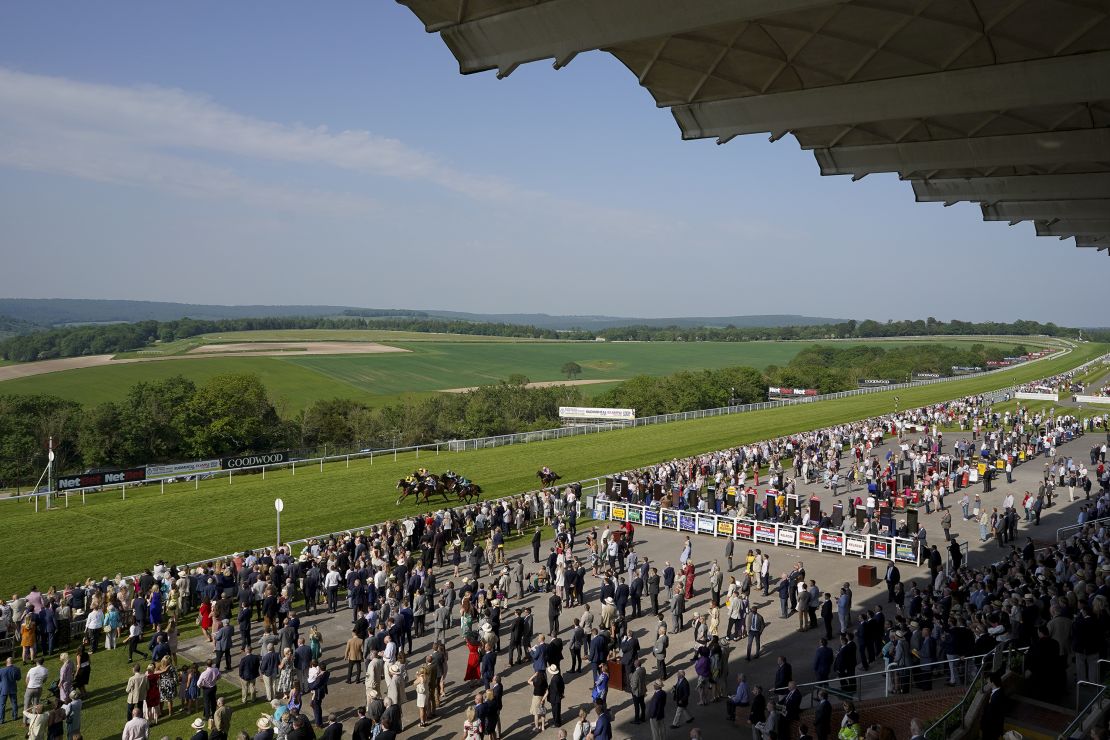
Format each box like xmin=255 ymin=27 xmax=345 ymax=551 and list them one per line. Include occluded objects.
xmin=399 ymin=0 xmax=1110 ymax=255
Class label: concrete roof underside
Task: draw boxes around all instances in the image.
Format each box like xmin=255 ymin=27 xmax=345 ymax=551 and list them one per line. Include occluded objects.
xmin=399 ymin=0 xmax=1110 ymax=255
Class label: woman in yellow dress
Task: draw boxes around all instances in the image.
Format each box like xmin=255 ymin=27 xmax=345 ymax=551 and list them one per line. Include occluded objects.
xmin=20 ymin=615 xmax=37 ymax=663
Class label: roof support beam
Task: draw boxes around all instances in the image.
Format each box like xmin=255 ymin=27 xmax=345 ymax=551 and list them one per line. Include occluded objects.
xmin=981 ymin=200 xmax=1110 ymax=221
xmin=673 ymin=51 xmax=1110 ymax=140
xmin=912 ymin=173 xmax=1110 ymax=203
xmin=1034 ymin=219 xmax=1110 ymax=236
xmin=423 ymin=0 xmax=848 ymax=75
xmin=814 ymin=128 xmax=1110 ymax=177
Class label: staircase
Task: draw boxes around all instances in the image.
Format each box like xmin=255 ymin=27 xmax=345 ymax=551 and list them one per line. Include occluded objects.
xmin=797 ymin=686 xmax=966 ymax=739
xmin=1003 ymin=697 xmax=1076 ymax=740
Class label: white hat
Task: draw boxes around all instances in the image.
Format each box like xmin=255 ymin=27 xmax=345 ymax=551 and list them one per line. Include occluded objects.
xmin=547 ymin=664 xmax=560 ymax=675
xmin=389 ymin=663 xmax=402 ymax=675
xmin=604 ymin=597 xmax=614 ymax=605
xmin=256 ymin=716 xmax=273 ymax=730
xmin=191 ymin=718 xmax=206 ymax=730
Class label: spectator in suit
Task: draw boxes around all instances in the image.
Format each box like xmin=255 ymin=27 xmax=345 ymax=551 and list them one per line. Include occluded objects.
xmin=980 ymin=671 xmax=1005 ymax=740
xmin=813 ymin=689 xmax=832 ymax=740
xmin=647 ymin=679 xmax=667 ymax=740
xmin=773 ymin=655 xmax=792 ymax=697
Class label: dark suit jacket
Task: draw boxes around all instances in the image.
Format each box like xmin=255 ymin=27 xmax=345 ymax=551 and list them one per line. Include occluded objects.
xmin=783 ymin=688 xmax=801 ymax=720
xmin=814 ymin=698 xmax=832 ymax=737
xmin=481 ymin=650 xmax=496 ymax=680
xmin=647 ymin=689 xmax=667 ymax=719
xmin=589 ymin=635 xmax=608 ymax=664
xmin=980 ymin=688 xmax=1005 ymax=739
xmin=774 ymin=662 xmax=792 ymax=690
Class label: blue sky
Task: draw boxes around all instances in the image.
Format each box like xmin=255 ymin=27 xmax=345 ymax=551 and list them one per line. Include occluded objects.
xmin=0 ymin=2 xmax=1101 ymax=325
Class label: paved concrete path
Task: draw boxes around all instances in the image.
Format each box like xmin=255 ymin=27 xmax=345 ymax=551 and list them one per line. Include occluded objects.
xmin=176 ymin=424 xmax=1106 ymax=739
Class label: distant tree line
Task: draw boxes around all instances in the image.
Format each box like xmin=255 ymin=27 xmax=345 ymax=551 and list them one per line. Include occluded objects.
xmin=0 ymin=375 xmax=585 ymax=487
xmin=1 ymin=313 xmax=1104 ymax=363
xmin=594 ymin=342 xmax=1031 ymax=415
xmin=0 ymin=316 xmax=573 ymax=362
xmin=593 ymin=318 xmax=1101 ymax=342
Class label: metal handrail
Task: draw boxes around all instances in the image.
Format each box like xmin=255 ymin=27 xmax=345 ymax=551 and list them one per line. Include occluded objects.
xmin=924 ymin=666 xmax=988 ymax=740
xmin=922 ymin=645 xmax=1027 ymax=740
xmin=797 ymin=648 xmax=1008 ymax=708
xmin=1060 ymin=682 xmax=1108 ymax=740
xmin=1057 ymin=516 xmax=1110 ymax=543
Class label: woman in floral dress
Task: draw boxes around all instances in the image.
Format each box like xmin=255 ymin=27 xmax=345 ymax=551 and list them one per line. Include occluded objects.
xmin=158 ymin=655 xmax=179 ymax=718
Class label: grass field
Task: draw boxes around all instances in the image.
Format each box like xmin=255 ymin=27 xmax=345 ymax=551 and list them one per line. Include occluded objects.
xmin=0 ymin=336 xmax=1035 ymax=412
xmin=0 ymin=341 xmax=1102 ymax=595
xmin=113 ymin=328 xmax=555 ymax=357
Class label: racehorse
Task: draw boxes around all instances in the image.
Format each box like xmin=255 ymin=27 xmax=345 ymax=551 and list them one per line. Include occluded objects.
xmin=395 ymin=472 xmax=440 ymax=505
xmin=456 ymin=481 xmax=482 ymax=504
xmin=537 ymin=468 xmax=561 ymax=487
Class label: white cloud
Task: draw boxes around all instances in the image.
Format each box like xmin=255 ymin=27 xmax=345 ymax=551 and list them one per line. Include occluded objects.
xmin=0 ymin=66 xmax=679 ymax=235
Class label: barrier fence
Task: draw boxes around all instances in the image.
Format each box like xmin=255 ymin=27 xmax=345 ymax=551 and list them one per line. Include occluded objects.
xmin=591 ymin=499 xmax=922 ymax=565
xmin=13 ymin=348 xmax=1107 ymax=513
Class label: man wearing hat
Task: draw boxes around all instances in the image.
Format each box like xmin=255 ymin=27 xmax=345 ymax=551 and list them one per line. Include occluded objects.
xmin=253 ymin=714 xmax=274 ymax=740
xmin=547 ymin=663 xmax=566 ymax=726
xmin=365 ymin=689 xmax=384 ymax=725
xmin=187 ymin=716 xmax=207 ymax=740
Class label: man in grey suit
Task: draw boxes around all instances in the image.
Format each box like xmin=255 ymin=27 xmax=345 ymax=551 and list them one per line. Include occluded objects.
xmin=669 ymin=587 xmax=685 ymax=633
xmin=433 ymin=600 xmax=451 ymax=645
xmin=513 ymin=560 xmax=525 ymax=600
xmin=213 ymin=619 xmax=234 ymax=671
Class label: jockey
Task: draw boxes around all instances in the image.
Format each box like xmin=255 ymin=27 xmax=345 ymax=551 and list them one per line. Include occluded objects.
xmin=541 ymin=465 xmax=552 ymax=476
xmin=444 ymin=469 xmax=458 ymax=481
xmin=458 ymin=476 xmax=472 ymax=488
xmin=404 ymin=474 xmax=416 ymax=485
xmin=417 ymin=467 xmax=429 ymax=478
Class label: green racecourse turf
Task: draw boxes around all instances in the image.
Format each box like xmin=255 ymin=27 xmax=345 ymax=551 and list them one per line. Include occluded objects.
xmin=1 ymin=337 xmax=1033 ymax=412
xmin=0 ymin=342 xmax=1102 ymax=595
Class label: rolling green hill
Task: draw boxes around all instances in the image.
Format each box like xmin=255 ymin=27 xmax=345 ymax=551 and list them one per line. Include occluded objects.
xmin=0 ymin=337 xmax=1032 ymax=411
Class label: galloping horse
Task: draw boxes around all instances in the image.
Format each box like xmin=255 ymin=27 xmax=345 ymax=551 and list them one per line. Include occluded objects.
xmin=456 ymin=481 xmax=482 ymax=504
xmin=537 ymin=468 xmax=561 ymax=487
xmin=395 ymin=471 xmax=440 ymax=505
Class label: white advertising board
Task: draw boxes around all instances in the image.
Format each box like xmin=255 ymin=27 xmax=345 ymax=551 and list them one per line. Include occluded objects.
xmin=1015 ymin=391 xmax=1058 ymax=401
xmin=559 ymin=406 xmax=636 ymax=420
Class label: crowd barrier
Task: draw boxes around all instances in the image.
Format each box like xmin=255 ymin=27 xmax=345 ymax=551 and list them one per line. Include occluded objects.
xmin=592 ymin=499 xmax=921 ymax=565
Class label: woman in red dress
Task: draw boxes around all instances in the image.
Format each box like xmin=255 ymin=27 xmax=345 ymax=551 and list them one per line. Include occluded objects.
xmin=463 ymin=637 xmax=481 ymax=683
xmin=683 ymin=561 xmax=696 ymax=600
xmin=198 ymin=598 xmax=213 ymax=642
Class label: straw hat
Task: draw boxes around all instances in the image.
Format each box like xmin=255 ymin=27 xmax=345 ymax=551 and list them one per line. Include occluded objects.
xmin=257 ymin=716 xmax=273 ymax=730
xmin=389 ymin=663 xmax=402 ymax=675
xmin=604 ymin=597 xmax=614 ymax=605
xmin=547 ymin=664 xmax=560 ymax=675
xmin=192 ymin=718 xmax=206 ymax=730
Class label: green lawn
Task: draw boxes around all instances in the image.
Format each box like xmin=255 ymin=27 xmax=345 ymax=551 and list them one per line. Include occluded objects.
xmin=113 ymin=328 xmax=557 ymax=357
xmin=0 ymin=337 xmax=1037 ymax=413
xmin=0 ymin=342 xmax=1102 ymax=596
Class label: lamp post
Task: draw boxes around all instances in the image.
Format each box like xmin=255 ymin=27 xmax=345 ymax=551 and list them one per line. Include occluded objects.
xmin=275 ymin=498 xmax=284 ymax=552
